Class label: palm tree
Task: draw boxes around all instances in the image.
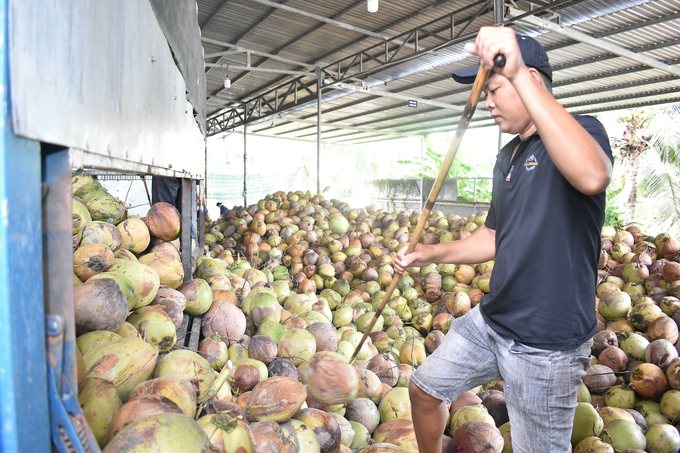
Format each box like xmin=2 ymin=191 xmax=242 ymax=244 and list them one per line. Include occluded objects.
xmin=636 ymin=104 xmax=680 ymax=235
xmin=612 ymin=104 xmax=680 ymax=235
xmin=612 ymin=111 xmax=647 ymax=228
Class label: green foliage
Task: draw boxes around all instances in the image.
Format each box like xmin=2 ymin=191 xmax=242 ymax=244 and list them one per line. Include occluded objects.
xmin=396 ymin=133 xmax=494 ymax=203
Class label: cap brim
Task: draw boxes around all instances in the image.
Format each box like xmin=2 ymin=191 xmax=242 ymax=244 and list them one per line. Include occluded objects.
xmin=451 ymin=65 xmax=480 ymax=84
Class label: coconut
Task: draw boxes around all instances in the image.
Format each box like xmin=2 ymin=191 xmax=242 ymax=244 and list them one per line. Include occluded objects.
xmin=149 ymin=285 xmax=187 ymax=328
xmin=126 ymin=305 xmax=176 ymax=353
xmin=246 ymin=376 xmax=307 ymax=423
xmin=299 ymin=351 xmax=360 ymax=405
xmin=645 ymin=423 xmax=680 ymax=453
xmin=114 ymin=248 xmax=138 ymax=262
xmin=108 ymin=260 xmax=161 ymax=309
xmin=645 ymin=339 xmax=679 ymax=370
xmin=202 ymin=299 xmax=246 ymax=345
xmin=249 ymin=291 xmax=282 ymax=327
xmin=106 ymin=394 xmax=183 ymax=444
xmin=230 ymin=362 xmax=263 ymax=395
xmin=572 ymin=402 xmax=604 ymax=445
xmin=598 ymin=346 xmax=629 ymax=373
xmin=629 ymin=363 xmax=669 ymax=398
xmin=116 ymin=321 xmax=141 ymax=339
xmin=89 ymin=272 xmax=140 ymax=310
xmin=145 ymin=202 xmax=181 ymax=241
xmin=198 ymin=336 xmax=229 ymax=371
xmin=104 ymin=412 xmax=211 ymax=452
xmin=196 ymin=414 xmax=254 ymax=453
xmin=378 ymin=387 xmax=412 ymax=423
xmin=83 ymin=337 xmax=158 ymax=402
xmin=76 ymin=331 xmax=122 ymax=357
xmin=307 ymin=321 xmax=339 ymax=352
xmin=647 ymin=316 xmax=679 ymax=344
xmin=598 ymin=291 xmax=632 ymax=321
xmin=73 ymin=278 xmax=128 ymax=334
xmin=450 ymin=405 xmax=495 ymax=437
xmin=87 ymin=196 xmax=127 ymax=225
xmin=603 ymin=384 xmax=636 ymax=410
xmin=75 ymin=221 xmax=124 ymax=252
xmin=72 ymin=173 xmax=98 ymax=193
xmin=453 ymin=421 xmax=503 ymax=453
xmin=73 ymin=197 xmax=92 ymax=235
xmin=128 ymin=373 xmax=198 ymax=419
xmin=666 ymin=358 xmax=680 ymax=390
xmin=178 ymin=278 xmax=213 ymax=316
xmin=659 ymin=389 xmax=680 ymax=421
xmin=73 ymin=244 xmax=115 ymax=282
xmin=592 ymin=330 xmax=618 ymax=356
xmin=293 ymin=408 xmax=342 ymax=453
xmin=138 ymin=251 xmax=184 ymax=289
xmin=600 ymin=419 xmax=646 ymax=451
xmin=78 ymin=377 xmax=123 ymax=447
xmin=345 ymin=397 xmax=381 ymax=435
xmin=75 ymin=183 xmax=109 ymax=203
xmin=154 ymin=349 xmax=215 ymax=401
xmin=249 ymin=420 xmax=297 ymax=453
xmin=246 ymin=334 xmax=278 ymax=366
xmin=573 ymin=437 xmax=614 ymax=453
xmin=117 ymin=218 xmax=151 ymax=253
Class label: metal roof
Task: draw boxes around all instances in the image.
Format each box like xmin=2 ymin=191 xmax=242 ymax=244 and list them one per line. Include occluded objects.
xmin=198 ymin=0 xmax=680 ymax=144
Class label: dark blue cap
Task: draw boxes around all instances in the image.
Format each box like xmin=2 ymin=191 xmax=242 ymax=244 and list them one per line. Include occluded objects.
xmin=451 ymin=34 xmax=552 ymax=84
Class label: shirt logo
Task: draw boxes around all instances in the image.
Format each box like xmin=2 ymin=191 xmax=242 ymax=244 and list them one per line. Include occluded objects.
xmin=524 ymin=155 xmax=538 ymax=172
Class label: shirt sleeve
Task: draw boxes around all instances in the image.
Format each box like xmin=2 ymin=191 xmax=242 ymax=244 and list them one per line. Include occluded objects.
xmin=575 ymin=115 xmax=614 ymax=163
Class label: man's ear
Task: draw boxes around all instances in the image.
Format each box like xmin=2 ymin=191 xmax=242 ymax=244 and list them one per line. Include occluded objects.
xmin=527 ymin=67 xmax=547 ymax=91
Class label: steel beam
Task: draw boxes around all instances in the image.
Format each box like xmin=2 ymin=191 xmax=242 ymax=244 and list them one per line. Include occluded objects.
xmin=206 ymin=63 xmax=312 ymax=77
xmin=202 ymin=38 xmax=320 ymax=70
xmin=248 ymin=0 xmax=417 ymax=50
xmin=508 ymin=7 xmax=680 ymax=77
xmin=332 ymin=83 xmax=463 ymax=111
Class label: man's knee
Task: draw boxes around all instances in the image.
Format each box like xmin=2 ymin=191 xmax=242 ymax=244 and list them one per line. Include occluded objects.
xmin=409 ymin=379 xmax=440 ymax=407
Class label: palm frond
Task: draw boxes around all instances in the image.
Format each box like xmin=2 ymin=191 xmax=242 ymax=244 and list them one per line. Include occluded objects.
xmin=637 ymin=150 xmax=680 ymax=233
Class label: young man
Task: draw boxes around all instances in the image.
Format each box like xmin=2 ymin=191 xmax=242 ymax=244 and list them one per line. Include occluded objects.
xmin=394 ymin=27 xmax=613 ymax=452
xmin=216 ymin=201 xmax=228 ymax=216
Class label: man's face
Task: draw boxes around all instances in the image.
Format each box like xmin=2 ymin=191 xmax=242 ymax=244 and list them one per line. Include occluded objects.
xmin=483 ymin=73 xmax=532 ymax=136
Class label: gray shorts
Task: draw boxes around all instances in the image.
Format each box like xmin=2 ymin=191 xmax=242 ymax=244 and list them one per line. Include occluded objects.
xmin=411 ymin=305 xmax=592 ymax=453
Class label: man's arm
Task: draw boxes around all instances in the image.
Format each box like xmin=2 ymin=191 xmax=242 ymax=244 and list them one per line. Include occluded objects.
xmin=394 ymin=227 xmax=496 ymax=274
xmin=471 ymin=27 xmax=612 ymax=195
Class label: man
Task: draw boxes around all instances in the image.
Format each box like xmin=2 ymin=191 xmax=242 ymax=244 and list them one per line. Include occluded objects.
xmin=394 ymin=27 xmax=613 ymax=452
xmin=216 ymin=202 xmax=228 ymax=216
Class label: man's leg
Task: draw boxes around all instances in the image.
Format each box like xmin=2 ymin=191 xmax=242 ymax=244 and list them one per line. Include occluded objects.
xmin=409 ymin=306 xmax=502 ymax=451
xmin=409 ymin=380 xmax=449 ymax=452
xmin=494 ymin=336 xmax=592 ymax=453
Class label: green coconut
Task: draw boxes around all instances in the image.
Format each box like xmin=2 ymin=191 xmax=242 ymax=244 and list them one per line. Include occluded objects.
xmin=196 ymin=414 xmax=254 ymax=453
xmin=82 ymin=337 xmax=158 ymax=402
xmin=126 ymin=306 xmax=177 ymax=353
xmin=89 ymin=271 xmax=140 ymax=310
xmin=78 ymin=377 xmax=123 ymax=448
xmin=246 ymin=377 xmax=307 ymax=423
xmin=75 ymin=183 xmax=109 ymax=203
xmin=154 ymin=349 xmax=215 ymax=401
xmin=87 ymin=196 xmax=127 ymax=225
xmin=104 ymin=413 xmax=211 ymax=453
xmin=108 ymin=260 xmax=161 ymax=309
xmin=73 ymin=198 xmax=92 ymax=235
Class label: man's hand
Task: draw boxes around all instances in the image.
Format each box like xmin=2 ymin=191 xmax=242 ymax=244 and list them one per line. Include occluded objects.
xmin=394 ymin=243 xmax=432 ymax=275
xmin=464 ymin=27 xmax=525 ymax=82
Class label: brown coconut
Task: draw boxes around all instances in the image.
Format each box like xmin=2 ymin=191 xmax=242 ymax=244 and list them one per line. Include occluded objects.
xmin=128 ymin=374 xmax=198 ymax=418
xmin=202 ymin=298 xmax=247 ymax=345
xmin=247 ymin=334 xmax=278 ymax=365
xmin=246 ymin=376 xmax=307 ymax=423
xmin=367 ymin=353 xmax=400 ymax=387
xmin=106 ymin=395 xmax=182 ymax=443
xmin=629 ymin=362 xmax=669 ymax=398
xmin=299 ymin=351 xmax=360 ymax=405
xmin=74 ymin=278 xmax=128 ymax=334
xmin=138 ymin=251 xmax=184 ymax=289
xmin=145 ymin=202 xmax=181 ymax=241
xmin=117 ymin=218 xmax=151 ymax=254
xmin=453 ymin=421 xmax=504 ymax=453
xmin=149 ymin=241 xmax=181 ymax=260
xmin=75 ymin=221 xmax=124 ymax=252
xmin=73 ymin=243 xmax=115 ymax=281
xmin=149 ymin=285 xmax=187 ymax=328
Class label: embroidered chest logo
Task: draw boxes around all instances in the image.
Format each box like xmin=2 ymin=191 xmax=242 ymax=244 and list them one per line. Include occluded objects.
xmin=524 ymin=155 xmax=538 ymax=172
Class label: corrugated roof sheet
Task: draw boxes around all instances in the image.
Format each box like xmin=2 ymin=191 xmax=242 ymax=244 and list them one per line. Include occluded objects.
xmin=198 ymin=0 xmax=680 ymax=142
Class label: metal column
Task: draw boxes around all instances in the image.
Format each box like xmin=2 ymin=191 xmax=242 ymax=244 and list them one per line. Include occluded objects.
xmin=0 ymin=0 xmax=51 ymax=448
xmin=243 ymin=107 xmax=248 ymax=207
xmin=494 ymin=0 xmax=504 ymax=25
xmin=180 ymin=179 xmax=193 ymax=279
xmin=316 ymin=70 xmax=322 ymax=195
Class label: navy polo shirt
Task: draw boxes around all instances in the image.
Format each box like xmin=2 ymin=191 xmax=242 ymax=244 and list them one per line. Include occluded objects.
xmin=480 ymin=115 xmax=613 ymax=350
